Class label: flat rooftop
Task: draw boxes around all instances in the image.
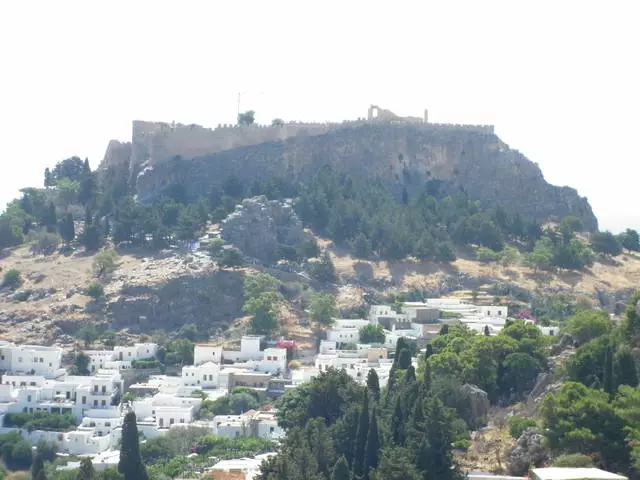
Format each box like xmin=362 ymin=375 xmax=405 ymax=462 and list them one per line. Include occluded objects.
xmin=532 ymin=468 xmax=628 ymax=480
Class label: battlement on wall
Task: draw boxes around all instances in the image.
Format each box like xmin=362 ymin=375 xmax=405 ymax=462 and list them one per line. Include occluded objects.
xmin=102 ymin=107 xmax=494 ymax=171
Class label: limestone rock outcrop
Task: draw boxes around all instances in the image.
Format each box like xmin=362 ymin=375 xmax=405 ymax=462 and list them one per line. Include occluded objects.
xmin=133 ymin=123 xmax=598 ymax=231
xmin=507 ymin=428 xmax=548 ymax=476
xmin=461 ymin=384 xmax=490 ymax=425
xmin=221 ymin=196 xmax=306 ymax=264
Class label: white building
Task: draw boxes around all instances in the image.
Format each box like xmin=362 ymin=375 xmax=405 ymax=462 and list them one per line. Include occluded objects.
xmin=113 ymin=343 xmax=158 ymax=362
xmin=181 ymin=362 xmax=220 ymax=388
xmin=326 ymin=319 xmax=370 ymax=344
xmin=222 ymin=336 xmax=263 ymax=362
xmin=252 ymin=348 xmax=287 ymax=374
xmin=194 ymin=344 xmax=223 ymax=365
xmin=0 ymin=341 xmax=64 ymax=379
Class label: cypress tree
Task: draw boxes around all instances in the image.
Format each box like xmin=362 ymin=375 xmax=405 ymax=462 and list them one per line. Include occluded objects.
xmin=604 ymin=344 xmax=614 ymax=398
xmin=484 ymin=325 xmax=491 ymax=336
xmin=352 ymin=391 xmax=369 ymax=478
xmin=118 ymin=411 xmax=148 ymax=480
xmin=425 ymin=344 xmax=434 ymax=357
xmin=44 ymin=201 xmax=57 ymax=233
xmin=421 ymin=398 xmax=460 ymax=480
xmin=59 ymin=212 xmax=76 ymax=245
xmin=31 ymin=452 xmax=46 ymax=480
xmin=422 ymin=356 xmax=432 ymax=393
xmin=391 ymin=397 xmax=405 ymax=445
xmin=366 ymin=368 xmax=380 ymax=401
xmin=398 ymin=348 xmax=412 ymax=370
xmin=77 ymin=457 xmax=96 ymax=480
xmin=364 ymin=407 xmax=380 ymax=478
xmin=616 ymin=347 xmax=639 ymax=387
xmin=404 ymin=365 xmax=416 ymax=384
xmin=331 ymin=455 xmax=351 ymax=480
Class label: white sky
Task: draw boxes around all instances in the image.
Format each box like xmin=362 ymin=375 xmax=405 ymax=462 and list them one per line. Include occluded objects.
xmin=1 ymin=1 xmax=638 ymax=232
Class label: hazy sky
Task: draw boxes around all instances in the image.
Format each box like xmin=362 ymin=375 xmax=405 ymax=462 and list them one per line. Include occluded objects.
xmin=1 ymin=1 xmax=638 ymax=232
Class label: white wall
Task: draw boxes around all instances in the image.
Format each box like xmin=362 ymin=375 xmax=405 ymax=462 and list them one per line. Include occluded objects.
xmin=194 ymin=345 xmax=223 ymax=365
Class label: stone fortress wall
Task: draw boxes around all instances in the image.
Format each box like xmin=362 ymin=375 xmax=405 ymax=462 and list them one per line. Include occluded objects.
xmin=100 ymin=105 xmax=495 ymax=171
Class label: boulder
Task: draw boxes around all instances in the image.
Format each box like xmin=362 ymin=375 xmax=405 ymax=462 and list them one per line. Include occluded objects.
xmin=221 ymin=196 xmax=307 ymax=264
xmin=461 ymin=384 xmax=490 ymax=425
xmin=507 ymin=428 xmax=548 ymax=476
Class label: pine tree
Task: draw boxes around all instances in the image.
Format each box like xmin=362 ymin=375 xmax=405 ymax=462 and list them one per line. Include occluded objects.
xmin=391 ymin=397 xmax=405 ymax=445
xmin=366 ymin=369 xmax=380 ymax=401
xmin=604 ymin=344 xmax=614 ymax=398
xmin=118 ymin=411 xmax=148 ymax=480
xmin=44 ymin=167 xmax=53 ymax=188
xmin=616 ymin=347 xmax=638 ymax=387
xmin=77 ymin=457 xmax=96 ymax=480
xmin=331 ymin=455 xmax=351 ymax=480
xmin=364 ymin=407 xmax=380 ymax=478
xmin=31 ymin=452 xmax=46 ymax=480
xmin=352 ymin=391 xmax=369 ymax=478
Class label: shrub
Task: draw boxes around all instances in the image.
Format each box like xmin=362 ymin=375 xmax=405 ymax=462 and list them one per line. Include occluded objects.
xmin=85 ymin=283 xmax=105 ymax=299
xmin=476 ymin=246 xmax=500 ymax=262
xmin=131 ymin=359 xmax=162 ymax=369
xmin=30 ymin=232 xmax=61 ymax=256
xmin=552 ymin=453 xmax=594 ymax=468
xmin=508 ymin=415 xmax=537 ymax=439
xmin=4 ymin=411 xmax=76 ymax=431
xmin=92 ymin=248 xmax=121 ymax=277
xmin=2 ymin=269 xmax=22 ymax=289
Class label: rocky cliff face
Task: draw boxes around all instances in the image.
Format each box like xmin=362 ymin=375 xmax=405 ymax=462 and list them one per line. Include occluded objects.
xmin=135 ymin=124 xmax=598 ymax=231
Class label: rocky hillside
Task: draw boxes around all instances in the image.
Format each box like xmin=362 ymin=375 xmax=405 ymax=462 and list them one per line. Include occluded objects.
xmin=133 ymin=124 xmax=598 ymax=231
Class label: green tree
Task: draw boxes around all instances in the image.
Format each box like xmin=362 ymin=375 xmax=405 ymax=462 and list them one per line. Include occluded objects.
xmin=352 ymin=391 xmax=369 ymax=478
xmin=42 ymin=201 xmax=57 ymax=232
xmin=391 ymin=397 xmax=405 ymax=445
xmin=218 ymin=248 xmax=245 ymax=268
xmin=372 ymin=447 xmax=420 ymax=480
xmin=31 ymin=232 xmax=61 ymax=256
xmin=366 ymin=369 xmax=380 ymax=401
xmin=86 ymin=283 xmax=105 ymax=300
xmin=271 ymin=118 xmax=285 ymax=126
xmin=365 ymin=407 xmax=380 ymax=478
xmin=81 ymin=222 xmax=103 ymax=251
xmin=619 ymin=228 xmax=640 ymax=252
xmin=238 ymin=110 xmax=255 ymax=125
xmin=591 ymin=231 xmax=623 ymax=257
xmin=331 ymin=455 xmax=350 ymax=480
xmin=603 ymin=344 xmax=614 ymax=397
xmin=31 ymin=452 xmax=46 ymax=480
xmin=76 ymin=457 xmax=96 ymax=480
xmin=501 ymin=246 xmax=520 ymax=266
xmin=59 ymin=212 xmax=76 ymax=245
xmin=72 ymin=352 xmax=91 ymax=375
xmin=308 ymin=251 xmax=336 ymax=282
xmin=92 ymin=249 xmax=121 ymax=278
xmin=615 ymin=347 xmax=638 ymax=387
xmin=118 ymin=411 xmax=148 ymax=480
xmin=500 ymin=352 xmax=541 ymax=397
xmin=359 ymin=324 xmax=386 ymax=344
xmin=564 ymin=310 xmax=612 ymax=346
xmin=309 ymin=293 xmax=337 ymax=327
xmin=476 ymin=246 xmax=500 ymax=262
xmin=2 ymin=269 xmax=22 ymax=289
xmin=526 ymin=237 xmax=554 ymax=271
xmin=398 ymin=348 xmax=412 ymax=370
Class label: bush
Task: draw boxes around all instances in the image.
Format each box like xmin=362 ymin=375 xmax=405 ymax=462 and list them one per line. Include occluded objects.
xmin=30 ymin=232 xmax=61 ymax=256
xmin=85 ymin=283 xmax=105 ymax=299
xmin=92 ymin=248 xmax=121 ymax=277
xmin=131 ymin=359 xmax=162 ymax=369
xmin=4 ymin=411 xmax=76 ymax=431
xmin=2 ymin=269 xmax=22 ymax=289
xmin=476 ymin=246 xmax=500 ymax=262
xmin=508 ymin=415 xmax=537 ymax=439
xmin=552 ymin=453 xmax=594 ymax=468
xmin=359 ymin=324 xmax=386 ymax=344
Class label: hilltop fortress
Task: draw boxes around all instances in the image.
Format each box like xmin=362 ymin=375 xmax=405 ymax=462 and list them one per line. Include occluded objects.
xmin=100 ymin=106 xmax=598 ymax=231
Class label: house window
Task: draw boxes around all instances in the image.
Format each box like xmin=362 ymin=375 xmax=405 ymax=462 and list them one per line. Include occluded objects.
xmin=27 ymin=395 xmax=32 ymax=402
xmin=105 ymin=422 xmax=111 ymax=427
xmin=101 ymin=400 xmax=106 ymax=406
xmin=40 ymin=357 xmax=44 ymax=363
xmin=94 ymin=400 xmax=98 ymax=406
xmin=66 ymin=392 xmax=70 ymax=399
xmin=56 ymin=391 xmax=61 ymax=396
xmin=18 ymin=357 xmax=22 ymax=363
xmin=128 ymin=352 xmax=131 ymax=356
xmin=169 ymin=418 xmax=174 ymax=425
xmin=90 ymin=422 xmax=96 ymax=427
xmin=102 ymin=386 xmax=106 ymax=394
xmin=82 ymin=396 xmax=86 ymax=404
xmin=30 ymin=382 xmax=36 ymax=386
xmin=180 ymin=419 xmax=184 ymax=423
xmin=94 ymin=386 xmax=98 ymax=393
xmin=49 ymin=363 xmax=52 ymax=367
xmin=34 ymin=357 xmax=38 ymax=363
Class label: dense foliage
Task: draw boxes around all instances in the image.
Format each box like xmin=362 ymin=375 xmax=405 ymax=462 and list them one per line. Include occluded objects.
xmin=4 ymin=411 xmax=76 ymax=431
